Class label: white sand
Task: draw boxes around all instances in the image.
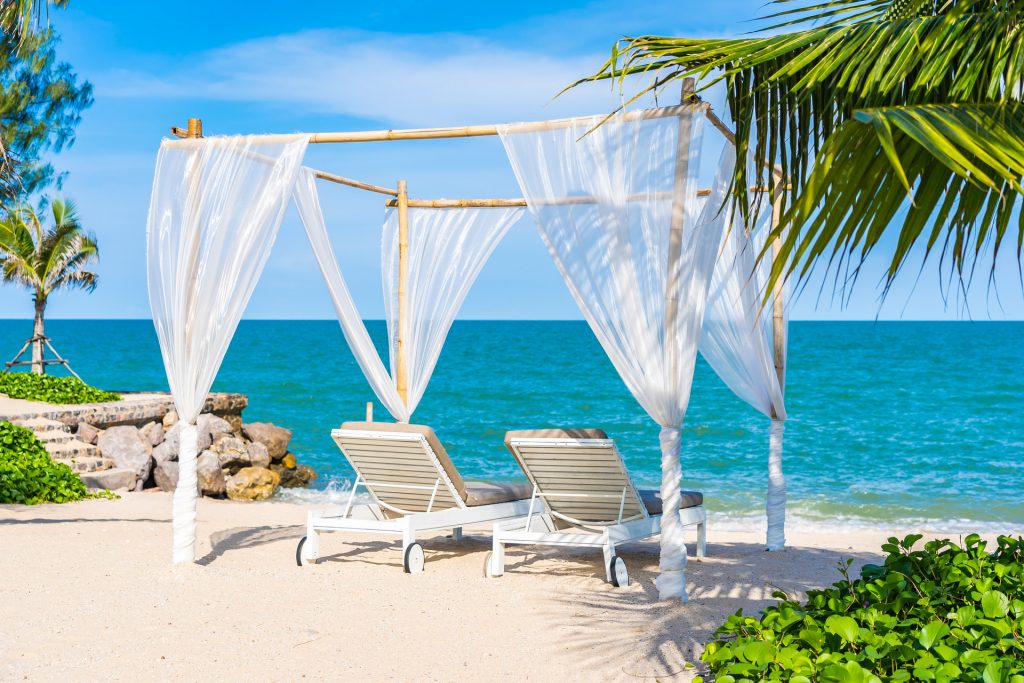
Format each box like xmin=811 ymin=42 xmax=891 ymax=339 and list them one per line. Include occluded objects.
xmin=0 ymin=494 xmax=1001 ymax=682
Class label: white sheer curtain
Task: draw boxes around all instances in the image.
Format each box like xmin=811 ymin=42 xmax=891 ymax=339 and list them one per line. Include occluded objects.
xmin=381 ymin=206 xmax=522 ymax=416
xmin=293 ymin=169 xmax=409 ymax=421
xmin=147 ymin=134 xmax=309 ymax=564
xmin=500 ymin=107 xmax=723 ymax=601
xmin=699 ymin=148 xmax=789 ymax=551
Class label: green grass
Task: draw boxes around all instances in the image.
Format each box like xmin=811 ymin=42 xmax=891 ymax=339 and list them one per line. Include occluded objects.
xmin=0 ymin=371 xmax=120 ymax=404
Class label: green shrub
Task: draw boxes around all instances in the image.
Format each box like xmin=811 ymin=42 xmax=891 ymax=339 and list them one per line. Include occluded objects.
xmin=699 ymin=534 xmax=1024 ymax=683
xmin=0 ymin=420 xmax=99 ymax=503
xmin=0 ymin=371 xmax=120 ymax=404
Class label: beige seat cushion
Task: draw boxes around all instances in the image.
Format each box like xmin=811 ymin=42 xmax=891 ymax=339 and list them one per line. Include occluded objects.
xmin=639 ymin=489 xmax=703 ymax=515
xmin=340 ymin=421 xmax=467 ymax=502
xmin=463 ymin=481 xmax=533 ymax=507
xmin=504 ymin=428 xmax=609 ymax=447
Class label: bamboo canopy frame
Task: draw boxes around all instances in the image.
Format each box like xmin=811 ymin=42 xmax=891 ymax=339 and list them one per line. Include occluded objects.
xmin=169 ymin=101 xmax=789 ymax=549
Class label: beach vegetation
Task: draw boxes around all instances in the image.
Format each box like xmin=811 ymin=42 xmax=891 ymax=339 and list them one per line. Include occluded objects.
xmin=697 ymin=534 xmax=1024 ymax=682
xmin=0 ymin=371 xmax=119 ymax=404
xmin=0 ymin=1 xmax=89 ymax=207
xmin=0 ymin=419 xmax=111 ymax=503
xmin=579 ymin=0 xmax=1024 ymax=304
xmin=0 ymin=198 xmax=99 ymax=373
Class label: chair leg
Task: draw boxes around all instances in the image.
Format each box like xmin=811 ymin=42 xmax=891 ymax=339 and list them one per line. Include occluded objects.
xmin=451 ymin=527 xmax=463 ymax=542
xmin=402 ymin=518 xmax=416 ymax=554
xmin=305 ymin=519 xmax=321 ymax=561
xmin=489 ymin=526 xmax=505 ymax=577
xmin=696 ymin=516 xmax=707 ymax=559
xmin=601 ymin=531 xmax=616 ymax=583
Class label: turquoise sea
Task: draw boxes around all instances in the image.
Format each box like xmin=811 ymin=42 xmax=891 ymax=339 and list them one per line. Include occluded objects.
xmin=2 ymin=319 xmax=1021 ymax=531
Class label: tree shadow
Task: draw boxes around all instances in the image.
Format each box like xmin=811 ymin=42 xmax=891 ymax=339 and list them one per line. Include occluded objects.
xmin=521 ymin=539 xmax=883 ymax=680
xmin=0 ymin=517 xmax=167 ymax=525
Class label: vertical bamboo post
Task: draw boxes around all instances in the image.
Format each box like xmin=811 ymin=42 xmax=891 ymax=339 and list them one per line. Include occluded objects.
xmin=770 ymin=173 xmax=786 ymax=393
xmin=395 ymin=179 xmax=410 ymax=407
xmin=664 ymin=78 xmax=696 ymax=372
xmin=365 ymin=401 xmax=374 ymax=422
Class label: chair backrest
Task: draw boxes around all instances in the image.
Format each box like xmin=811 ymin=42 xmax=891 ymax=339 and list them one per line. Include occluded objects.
xmin=333 ymin=422 xmax=466 ymax=517
xmin=504 ymin=428 xmax=647 ymax=528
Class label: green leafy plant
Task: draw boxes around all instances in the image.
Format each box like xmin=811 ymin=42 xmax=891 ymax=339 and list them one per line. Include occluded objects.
xmin=698 ymin=534 xmax=1024 ymax=682
xmin=0 ymin=371 xmax=119 ymax=404
xmin=0 ymin=419 xmax=106 ymax=503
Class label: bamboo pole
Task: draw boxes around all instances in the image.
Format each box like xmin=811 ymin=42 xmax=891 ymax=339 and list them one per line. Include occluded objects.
xmin=664 ymin=79 xmax=695 ymax=370
xmin=770 ymin=171 xmax=787 ymax=395
xmin=380 ymin=186 xmax=790 ymax=210
xmin=313 ymin=170 xmax=398 ymax=196
xmin=395 ymin=179 xmax=410 ymax=407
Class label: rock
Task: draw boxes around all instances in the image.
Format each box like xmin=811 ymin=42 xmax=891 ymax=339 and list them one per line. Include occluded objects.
xmin=153 ymin=460 xmax=179 ymax=492
xmin=97 ymin=426 xmax=152 ymax=491
xmin=162 ymin=409 xmax=178 ymax=429
xmin=280 ymin=452 xmax=296 ymax=469
xmin=223 ymin=414 xmax=243 ymax=433
xmin=272 ymin=463 xmax=317 ymax=488
xmin=197 ymin=413 xmax=233 ymax=442
xmin=197 ymin=450 xmax=226 ymax=496
xmin=212 ymin=435 xmax=250 ymax=474
xmin=139 ymin=421 xmax=164 ymax=447
xmin=246 ymin=441 xmax=270 ymax=469
xmin=161 ymin=421 xmax=213 ymax=457
xmin=76 ymin=422 xmax=99 ymax=445
xmin=152 ymin=441 xmax=175 ymax=465
xmin=241 ymin=422 xmax=292 ymax=461
xmin=225 ymin=466 xmax=280 ymax=501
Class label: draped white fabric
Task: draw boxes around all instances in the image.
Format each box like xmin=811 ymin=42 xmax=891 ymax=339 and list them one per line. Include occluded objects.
xmin=381 ymin=207 xmax=522 ymax=416
xmin=147 ymin=134 xmax=308 ymax=563
xmin=698 ymin=149 xmax=789 ymax=551
xmin=499 ymin=107 xmax=723 ymax=601
xmin=293 ymin=169 xmax=409 ymax=421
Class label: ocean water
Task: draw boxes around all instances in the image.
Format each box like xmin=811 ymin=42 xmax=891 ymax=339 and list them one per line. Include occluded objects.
xmin=2 ymin=319 xmax=1021 ymax=531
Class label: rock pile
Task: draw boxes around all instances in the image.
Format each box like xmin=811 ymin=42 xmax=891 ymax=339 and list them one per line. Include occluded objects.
xmin=84 ymin=411 xmax=316 ymax=500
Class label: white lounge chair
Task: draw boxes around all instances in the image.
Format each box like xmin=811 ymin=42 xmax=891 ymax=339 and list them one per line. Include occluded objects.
xmin=297 ymin=422 xmax=533 ymax=573
xmin=487 ymin=428 xmax=707 ymax=587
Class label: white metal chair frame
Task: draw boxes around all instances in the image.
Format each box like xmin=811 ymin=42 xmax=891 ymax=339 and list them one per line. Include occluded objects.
xmin=489 ymin=436 xmax=707 ymax=584
xmin=299 ymin=428 xmax=533 ymax=572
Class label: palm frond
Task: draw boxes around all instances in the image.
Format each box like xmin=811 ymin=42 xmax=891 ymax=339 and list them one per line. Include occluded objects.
xmin=769 ymin=103 xmax=1024 ymax=300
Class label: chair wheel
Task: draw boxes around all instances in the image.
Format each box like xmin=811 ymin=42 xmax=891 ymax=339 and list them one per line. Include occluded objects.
xmin=609 ymin=555 xmax=629 ymax=587
xmin=296 ymin=535 xmax=316 ymax=566
xmin=404 ymin=542 xmax=425 ymax=574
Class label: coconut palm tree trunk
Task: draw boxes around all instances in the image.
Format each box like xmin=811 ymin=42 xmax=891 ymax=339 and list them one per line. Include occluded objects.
xmin=31 ymin=292 xmax=46 ymax=374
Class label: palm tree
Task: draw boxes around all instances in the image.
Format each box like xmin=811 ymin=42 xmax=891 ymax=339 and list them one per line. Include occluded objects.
xmin=578 ymin=0 xmax=1024 ymax=302
xmin=0 ymin=199 xmax=97 ymax=373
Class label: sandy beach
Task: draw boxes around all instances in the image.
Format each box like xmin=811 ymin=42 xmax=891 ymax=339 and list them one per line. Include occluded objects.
xmin=0 ymin=493 xmax=1002 ymax=682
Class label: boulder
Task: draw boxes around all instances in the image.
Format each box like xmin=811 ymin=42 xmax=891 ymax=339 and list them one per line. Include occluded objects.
xmin=280 ymin=452 xmax=296 ymax=469
xmin=246 ymin=441 xmax=270 ymax=469
xmin=153 ymin=460 xmax=179 ymax=492
xmin=152 ymin=440 xmax=176 ymax=465
xmin=162 ymin=409 xmax=178 ymax=429
xmin=225 ymin=466 xmax=280 ymax=502
xmin=96 ymin=426 xmax=152 ymax=491
xmin=224 ymin=414 xmax=243 ymax=433
xmin=212 ymin=435 xmax=250 ymax=474
xmin=197 ymin=450 xmax=226 ymax=496
xmin=241 ymin=422 xmax=292 ymax=461
xmin=139 ymin=421 xmax=165 ymax=447
xmin=161 ymin=421 xmax=213 ymax=456
xmin=76 ymin=422 xmax=99 ymax=445
xmin=197 ymin=413 xmax=233 ymax=442
xmin=272 ymin=463 xmax=317 ymax=488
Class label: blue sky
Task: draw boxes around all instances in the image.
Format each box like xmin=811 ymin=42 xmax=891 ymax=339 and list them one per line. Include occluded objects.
xmin=4 ymin=0 xmax=1020 ymax=321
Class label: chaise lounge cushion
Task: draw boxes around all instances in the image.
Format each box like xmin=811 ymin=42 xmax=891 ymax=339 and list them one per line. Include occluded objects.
xmin=504 ymin=428 xmax=609 ymax=447
xmin=463 ymin=481 xmax=533 ymax=507
xmin=340 ymin=421 xmax=467 ymax=501
xmin=639 ymin=489 xmax=703 ymax=515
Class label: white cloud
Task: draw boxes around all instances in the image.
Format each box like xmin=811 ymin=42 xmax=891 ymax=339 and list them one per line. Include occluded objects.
xmin=94 ymin=29 xmax=664 ymax=127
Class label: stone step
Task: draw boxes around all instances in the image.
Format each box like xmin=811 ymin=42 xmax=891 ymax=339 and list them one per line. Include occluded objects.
xmin=80 ymin=467 xmax=136 ymax=491
xmin=36 ymin=430 xmax=73 ymax=445
xmin=45 ymin=439 xmax=100 ymax=460
xmin=52 ymin=455 xmax=114 ymax=473
xmin=12 ymin=416 xmax=68 ymax=433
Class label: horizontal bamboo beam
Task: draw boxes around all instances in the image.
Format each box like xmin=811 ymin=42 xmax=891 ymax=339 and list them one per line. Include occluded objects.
xmin=313 ymin=169 xmax=397 ymax=196
xmin=382 ymin=185 xmax=794 ymax=209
